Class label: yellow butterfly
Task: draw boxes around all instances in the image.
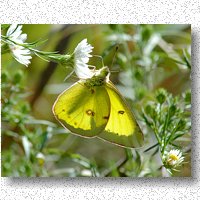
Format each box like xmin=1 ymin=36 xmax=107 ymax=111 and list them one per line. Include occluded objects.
xmin=53 ymin=66 xmax=144 ymax=148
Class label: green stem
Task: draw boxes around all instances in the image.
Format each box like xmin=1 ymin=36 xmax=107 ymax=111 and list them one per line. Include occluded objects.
xmin=152 ymin=123 xmax=162 ymax=146
xmin=2 ymin=36 xmax=65 ymax=64
xmin=165 ymin=123 xmax=179 ymax=145
xmin=2 ymin=36 xmax=57 ymax=55
xmin=159 ymin=103 xmax=162 ymax=124
xmin=161 ymin=108 xmax=170 ymax=153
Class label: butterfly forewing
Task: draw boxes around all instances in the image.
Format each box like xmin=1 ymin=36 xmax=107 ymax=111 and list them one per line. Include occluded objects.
xmin=98 ymin=82 xmax=144 ymax=148
xmin=53 ymin=80 xmax=110 ymax=137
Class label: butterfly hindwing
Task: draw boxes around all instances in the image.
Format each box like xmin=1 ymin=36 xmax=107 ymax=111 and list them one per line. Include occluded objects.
xmin=53 ymin=80 xmax=110 ymax=137
xmin=98 ymin=82 xmax=144 ymax=148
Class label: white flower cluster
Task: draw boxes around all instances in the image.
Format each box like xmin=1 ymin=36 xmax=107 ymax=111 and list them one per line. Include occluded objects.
xmin=73 ymin=39 xmax=94 ymax=79
xmin=5 ymin=26 xmax=96 ymax=77
xmin=6 ymin=24 xmax=32 ymax=66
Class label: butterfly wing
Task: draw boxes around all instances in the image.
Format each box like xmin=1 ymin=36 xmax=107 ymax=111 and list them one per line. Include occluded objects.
xmin=98 ymin=81 xmax=144 ymax=148
xmin=53 ymin=80 xmax=110 ymax=137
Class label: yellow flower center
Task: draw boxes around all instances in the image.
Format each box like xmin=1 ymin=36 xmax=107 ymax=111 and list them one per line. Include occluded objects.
xmin=169 ymin=154 xmax=179 ymax=161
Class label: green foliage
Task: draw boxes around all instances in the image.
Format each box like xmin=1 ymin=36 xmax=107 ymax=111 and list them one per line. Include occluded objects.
xmin=1 ymin=24 xmax=191 ymax=177
xmin=2 ymin=69 xmax=53 ymax=176
xmin=142 ymin=89 xmax=191 ymax=172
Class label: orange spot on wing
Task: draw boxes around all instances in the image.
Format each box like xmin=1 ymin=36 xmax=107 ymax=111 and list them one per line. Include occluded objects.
xmin=118 ymin=110 xmax=125 ymax=114
xmin=103 ymin=116 xmax=109 ymax=120
xmin=86 ymin=109 xmax=95 ymax=116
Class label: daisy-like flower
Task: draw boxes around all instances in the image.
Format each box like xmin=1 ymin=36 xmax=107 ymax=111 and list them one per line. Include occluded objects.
xmin=72 ymin=39 xmax=94 ymax=79
xmin=6 ymin=24 xmax=32 ymax=66
xmin=36 ymin=152 xmax=45 ymax=166
xmin=163 ymin=149 xmax=184 ymax=169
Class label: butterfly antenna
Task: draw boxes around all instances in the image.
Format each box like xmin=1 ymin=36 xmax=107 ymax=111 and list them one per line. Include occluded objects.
xmin=111 ymin=45 xmax=119 ymax=69
xmin=63 ymin=70 xmax=75 ymax=82
xmin=92 ymin=55 xmax=104 ymax=68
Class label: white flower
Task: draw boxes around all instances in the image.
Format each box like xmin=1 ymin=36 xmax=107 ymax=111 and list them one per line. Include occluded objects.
xmin=36 ymin=152 xmax=45 ymax=166
xmin=163 ymin=149 xmax=184 ymax=169
xmin=73 ymin=39 xmax=94 ymax=79
xmin=6 ymin=24 xmax=32 ymax=66
xmin=81 ymin=169 xmax=92 ymax=176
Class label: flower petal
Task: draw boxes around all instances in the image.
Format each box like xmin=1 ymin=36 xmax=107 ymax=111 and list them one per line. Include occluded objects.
xmin=75 ymin=61 xmax=94 ymax=79
xmin=73 ymin=39 xmax=94 ymax=78
xmin=6 ymin=24 xmax=32 ymax=67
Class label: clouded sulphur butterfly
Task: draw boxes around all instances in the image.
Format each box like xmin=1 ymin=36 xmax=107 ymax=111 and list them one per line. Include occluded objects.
xmin=53 ymin=66 xmax=144 ymax=148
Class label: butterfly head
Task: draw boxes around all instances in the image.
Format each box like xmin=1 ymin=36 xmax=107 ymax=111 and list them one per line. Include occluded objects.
xmin=96 ymin=66 xmax=110 ymax=80
xmin=85 ymin=66 xmax=110 ymax=87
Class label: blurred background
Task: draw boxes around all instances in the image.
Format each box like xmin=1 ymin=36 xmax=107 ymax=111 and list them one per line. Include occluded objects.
xmin=1 ymin=24 xmax=191 ymax=177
